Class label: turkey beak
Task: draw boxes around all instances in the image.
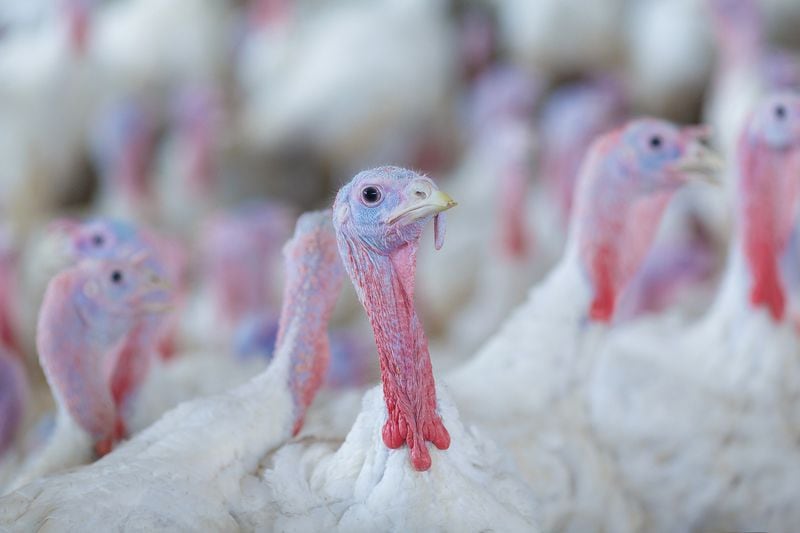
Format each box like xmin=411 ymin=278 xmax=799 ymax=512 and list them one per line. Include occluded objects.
xmin=386 ymin=186 xmax=457 ymax=225
xmin=675 ymin=127 xmax=724 ymax=185
xmin=138 ymin=270 xmax=173 ymax=314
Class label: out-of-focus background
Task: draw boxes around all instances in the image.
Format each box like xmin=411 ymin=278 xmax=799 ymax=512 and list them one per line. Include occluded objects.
xmin=1 ymin=0 xmax=800 ymax=379
xmin=0 ymin=0 xmax=798 ymax=226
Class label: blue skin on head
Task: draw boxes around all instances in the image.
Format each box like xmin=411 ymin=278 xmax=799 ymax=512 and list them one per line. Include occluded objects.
xmin=620 ymin=120 xmax=683 ymax=179
xmin=334 ymin=166 xmax=436 ymax=255
xmin=68 ymin=219 xmax=169 ymax=283
xmin=72 ymin=219 xmax=139 ymax=258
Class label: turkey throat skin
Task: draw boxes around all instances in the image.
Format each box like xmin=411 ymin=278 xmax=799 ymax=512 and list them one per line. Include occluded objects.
xmin=337 ymin=235 xmax=449 ymax=471
xmin=738 ymin=133 xmax=800 ymax=321
xmin=278 ymin=224 xmax=344 ymax=436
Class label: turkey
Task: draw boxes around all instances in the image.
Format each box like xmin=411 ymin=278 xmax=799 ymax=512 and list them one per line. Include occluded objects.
xmin=179 ymin=201 xmax=294 ymax=351
xmin=153 ymin=85 xmax=227 ymax=237
xmin=705 ymin=0 xmax=800 ymax=160
xmin=443 ymin=118 xmax=721 ymax=531
xmin=246 ymin=167 xmax=538 ymax=531
xmin=589 ymin=92 xmax=800 ymax=532
xmin=418 ymin=63 xmax=542 ymax=359
xmin=5 ymin=256 xmax=170 ymax=491
xmin=0 ymin=210 xmax=346 ymax=529
xmin=537 ymin=75 xmax=628 ymax=228
xmin=89 ymin=95 xmax=159 ymax=223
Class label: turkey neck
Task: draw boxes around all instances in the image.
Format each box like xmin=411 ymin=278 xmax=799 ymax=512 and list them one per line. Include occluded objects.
xmin=274 ymin=228 xmax=343 ymax=434
xmin=716 ymin=139 xmax=800 ymax=321
xmin=338 ymin=237 xmax=449 ymax=471
xmin=566 ymin=143 xmax=675 ymax=323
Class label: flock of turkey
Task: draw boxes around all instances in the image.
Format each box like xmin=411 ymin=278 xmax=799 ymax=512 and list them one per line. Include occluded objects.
xmin=1 ymin=0 xmax=800 ymax=531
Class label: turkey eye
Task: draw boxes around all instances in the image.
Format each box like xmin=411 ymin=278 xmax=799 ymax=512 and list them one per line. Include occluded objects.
xmin=361 ymin=186 xmax=382 ymax=205
xmin=775 ymin=105 xmax=787 ymax=120
xmin=110 ymin=270 xmax=123 ymax=284
xmin=649 ymin=135 xmax=662 ymax=149
xmin=92 ymin=234 xmax=104 ymax=247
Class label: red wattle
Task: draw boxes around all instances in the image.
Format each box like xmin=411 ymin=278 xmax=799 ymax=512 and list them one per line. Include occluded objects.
xmin=346 ymin=242 xmax=450 ymax=471
xmin=499 ymin=167 xmax=530 ymax=259
xmin=747 ymin=243 xmax=785 ymax=321
xmin=589 ymin=243 xmax=617 ymax=323
xmin=69 ymin=10 xmax=89 ymax=55
xmin=738 ymin=137 xmax=792 ymax=322
xmin=110 ymin=324 xmax=153 ymax=412
xmin=157 ymin=332 xmax=177 ymax=361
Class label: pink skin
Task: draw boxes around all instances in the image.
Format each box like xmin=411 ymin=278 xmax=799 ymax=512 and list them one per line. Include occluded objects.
xmin=498 ymin=149 xmax=531 ymax=258
xmin=539 ymin=77 xmax=628 ymax=224
xmin=708 ymin=0 xmax=799 ymax=92
xmin=468 ymin=66 xmax=540 ymax=258
xmin=334 ymin=167 xmax=454 ymax=471
xmin=91 ymin=100 xmax=157 ymax=209
xmin=572 ymin=120 xmax=718 ymax=322
xmin=62 ymin=0 xmax=92 ymax=55
xmin=736 ymin=93 xmax=800 ymax=320
xmin=275 ymin=212 xmax=344 ymax=434
xmin=201 ymin=203 xmax=295 ymax=327
xmin=458 ymin=6 xmax=496 ymax=81
xmin=621 ymin=215 xmax=717 ymax=318
xmin=51 ymin=217 xmax=183 ymax=383
xmin=172 ymin=87 xmax=221 ymax=198
xmin=0 ymin=245 xmax=19 ymax=354
xmin=0 ymin=229 xmax=24 ymax=457
xmin=0 ymin=347 xmax=26 ymax=458
xmin=708 ymin=0 xmax=763 ymax=70
xmin=37 ymin=259 xmax=170 ymax=456
xmin=248 ymin=0 xmax=293 ymax=30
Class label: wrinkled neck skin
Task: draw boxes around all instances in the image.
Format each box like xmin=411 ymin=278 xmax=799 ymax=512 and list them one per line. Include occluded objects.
xmin=567 ymin=145 xmax=674 ymax=323
xmin=337 ymin=233 xmax=450 ymax=471
xmin=275 ymin=231 xmax=344 ymax=435
xmin=725 ymin=140 xmax=800 ymax=321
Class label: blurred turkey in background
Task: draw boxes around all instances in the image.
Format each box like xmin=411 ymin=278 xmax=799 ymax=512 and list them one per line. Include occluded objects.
xmin=0 ymin=0 xmax=799 ymax=528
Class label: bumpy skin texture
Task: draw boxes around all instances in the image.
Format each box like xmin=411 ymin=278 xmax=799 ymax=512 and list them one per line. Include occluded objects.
xmin=37 ymin=259 xmax=170 ymax=454
xmin=333 ymin=166 xmax=451 ymax=471
xmin=571 ymin=119 xmax=714 ymax=322
xmin=276 ymin=212 xmax=345 ymax=434
xmin=737 ymin=93 xmax=800 ymax=320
